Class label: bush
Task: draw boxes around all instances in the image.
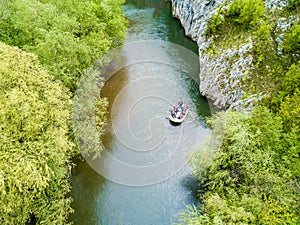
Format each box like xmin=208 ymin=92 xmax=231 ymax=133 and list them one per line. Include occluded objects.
xmin=207 ymin=9 xmax=225 ymax=35
xmin=288 ymin=0 xmax=300 ymax=10
xmin=283 ymin=23 xmax=300 ymax=55
xmin=226 ymin=0 xmax=265 ymax=29
xmin=280 ymin=89 xmax=300 ymax=132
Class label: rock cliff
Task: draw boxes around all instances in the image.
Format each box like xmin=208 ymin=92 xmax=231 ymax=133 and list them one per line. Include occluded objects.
xmin=171 ymin=0 xmax=294 ymax=109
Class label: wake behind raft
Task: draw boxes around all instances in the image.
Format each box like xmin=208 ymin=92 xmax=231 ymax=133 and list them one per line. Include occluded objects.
xmin=169 ymin=101 xmax=188 ymax=123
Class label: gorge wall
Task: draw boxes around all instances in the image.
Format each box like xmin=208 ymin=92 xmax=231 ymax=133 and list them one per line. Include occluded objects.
xmin=171 ymin=0 xmax=240 ymax=109
xmin=170 ymin=0 xmax=291 ymax=109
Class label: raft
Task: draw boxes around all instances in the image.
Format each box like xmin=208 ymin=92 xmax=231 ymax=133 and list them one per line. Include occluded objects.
xmin=169 ymin=102 xmax=188 ymax=123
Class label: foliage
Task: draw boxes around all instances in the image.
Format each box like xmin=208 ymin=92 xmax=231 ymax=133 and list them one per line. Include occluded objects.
xmin=207 ymin=8 xmax=225 ymax=35
xmin=205 ymin=0 xmax=299 ymax=102
xmin=204 ymin=0 xmax=267 ymax=58
xmin=279 ymin=89 xmax=300 ymax=133
xmin=0 ymin=0 xmax=125 ymax=223
xmin=288 ymin=0 xmax=300 ymax=10
xmin=226 ymin=0 xmax=265 ymax=29
xmin=0 ymin=0 xmax=126 ymax=92
xmin=0 ymin=42 xmax=76 ymax=224
xmin=179 ymin=108 xmax=300 ymax=225
xmin=72 ymin=66 xmax=109 ymax=159
xmin=279 ymin=61 xmax=300 ymax=99
xmin=206 ymin=0 xmax=265 ymax=37
xmin=250 ymin=22 xmax=300 ymax=106
xmin=207 ymin=2 xmax=294 ymax=106
xmin=283 ymin=23 xmax=300 ymax=55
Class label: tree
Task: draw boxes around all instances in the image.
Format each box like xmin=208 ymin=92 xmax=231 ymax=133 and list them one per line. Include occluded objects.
xmin=180 ymin=108 xmax=300 ymax=224
xmin=0 ymin=0 xmax=126 ymax=91
xmin=0 ymin=0 xmax=127 ymax=223
xmin=182 ymin=0 xmax=300 ymax=223
xmin=0 ymin=42 xmax=75 ymax=224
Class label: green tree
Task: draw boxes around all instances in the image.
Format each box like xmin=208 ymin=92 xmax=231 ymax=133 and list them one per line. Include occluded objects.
xmin=0 ymin=0 xmax=126 ymax=91
xmin=288 ymin=0 xmax=300 ymax=10
xmin=180 ymin=108 xmax=300 ymax=224
xmin=185 ymin=1 xmax=300 ymax=224
xmin=0 ymin=42 xmax=75 ymax=224
xmin=0 ymin=0 xmax=126 ymax=223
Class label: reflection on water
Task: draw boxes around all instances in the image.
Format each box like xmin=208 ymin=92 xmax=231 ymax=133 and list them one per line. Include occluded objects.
xmin=70 ymin=1 xmax=210 ymax=225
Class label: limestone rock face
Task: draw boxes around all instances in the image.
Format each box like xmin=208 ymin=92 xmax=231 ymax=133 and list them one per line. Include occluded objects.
xmin=171 ymin=0 xmax=297 ymax=109
xmin=171 ymin=0 xmax=224 ymax=48
xmin=171 ymin=0 xmax=244 ymax=108
xmin=199 ymin=42 xmax=253 ymax=109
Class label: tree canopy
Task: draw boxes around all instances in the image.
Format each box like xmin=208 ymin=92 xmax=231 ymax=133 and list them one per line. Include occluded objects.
xmin=0 ymin=42 xmax=75 ymax=224
xmin=0 ymin=0 xmax=126 ymax=223
xmin=0 ymin=0 xmax=126 ymax=92
xmin=179 ymin=107 xmax=300 ymax=224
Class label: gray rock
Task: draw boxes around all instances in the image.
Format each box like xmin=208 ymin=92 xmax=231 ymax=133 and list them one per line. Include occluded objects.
xmin=265 ymin=0 xmax=289 ymax=10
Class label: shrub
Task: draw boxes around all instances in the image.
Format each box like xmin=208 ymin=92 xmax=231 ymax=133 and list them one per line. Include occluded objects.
xmin=182 ymin=108 xmax=300 ymax=224
xmin=226 ymin=0 xmax=265 ymax=29
xmin=288 ymin=0 xmax=300 ymax=10
xmin=207 ymin=9 xmax=225 ymax=35
xmin=283 ymin=23 xmax=300 ymax=55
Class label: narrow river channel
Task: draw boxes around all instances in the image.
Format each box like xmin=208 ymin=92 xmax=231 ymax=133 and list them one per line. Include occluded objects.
xmin=70 ymin=1 xmax=212 ymax=224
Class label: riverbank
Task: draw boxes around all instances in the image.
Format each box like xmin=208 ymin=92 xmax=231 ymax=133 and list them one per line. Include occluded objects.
xmin=170 ymin=1 xmax=300 ymax=224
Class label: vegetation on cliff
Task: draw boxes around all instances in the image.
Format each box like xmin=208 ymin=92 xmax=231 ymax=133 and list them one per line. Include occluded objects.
xmin=206 ymin=0 xmax=299 ymax=101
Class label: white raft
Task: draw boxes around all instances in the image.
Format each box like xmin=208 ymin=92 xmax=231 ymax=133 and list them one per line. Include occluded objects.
xmin=169 ymin=103 xmax=188 ymax=123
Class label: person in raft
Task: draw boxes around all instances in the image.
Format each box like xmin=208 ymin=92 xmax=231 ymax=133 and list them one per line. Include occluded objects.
xmin=171 ymin=101 xmax=187 ymax=119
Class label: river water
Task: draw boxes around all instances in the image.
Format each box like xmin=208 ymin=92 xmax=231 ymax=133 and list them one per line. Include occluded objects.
xmin=70 ymin=1 xmax=211 ymax=224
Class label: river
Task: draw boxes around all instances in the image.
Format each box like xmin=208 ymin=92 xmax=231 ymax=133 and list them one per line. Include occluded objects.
xmin=70 ymin=1 xmax=211 ymax=224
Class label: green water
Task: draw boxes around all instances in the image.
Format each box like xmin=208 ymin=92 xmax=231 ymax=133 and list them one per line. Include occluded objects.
xmin=70 ymin=1 xmax=211 ymax=224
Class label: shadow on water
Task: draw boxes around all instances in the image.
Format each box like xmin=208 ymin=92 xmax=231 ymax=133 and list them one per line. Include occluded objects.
xmin=169 ymin=120 xmax=182 ymax=127
xmin=70 ymin=159 xmax=107 ymax=225
xmin=125 ymin=0 xmax=199 ymax=53
xmin=180 ymin=174 xmax=200 ymax=203
xmin=186 ymin=78 xmax=211 ymax=126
